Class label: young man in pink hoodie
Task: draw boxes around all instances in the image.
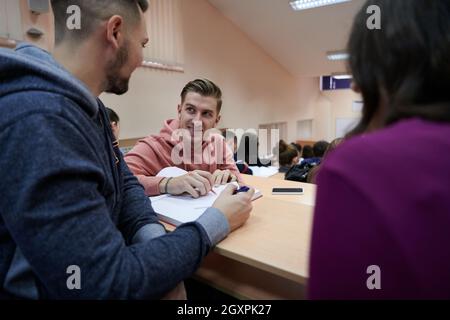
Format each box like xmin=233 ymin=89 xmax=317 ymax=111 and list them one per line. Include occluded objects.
xmin=125 ymin=79 xmax=242 ymax=197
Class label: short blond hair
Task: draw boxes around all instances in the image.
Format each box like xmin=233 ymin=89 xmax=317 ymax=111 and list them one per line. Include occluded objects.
xmin=181 ymin=79 xmax=223 ymax=112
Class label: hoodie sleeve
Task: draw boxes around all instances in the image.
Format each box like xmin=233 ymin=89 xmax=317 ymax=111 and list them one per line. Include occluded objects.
xmin=124 ymin=140 xmax=168 ymax=196
xmin=0 ymin=110 xmax=214 ymax=299
xmin=117 ymin=152 xmax=167 ymax=243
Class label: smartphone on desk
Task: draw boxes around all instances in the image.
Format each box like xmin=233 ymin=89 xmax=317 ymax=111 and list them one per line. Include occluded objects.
xmin=272 ymin=187 xmax=304 ymax=195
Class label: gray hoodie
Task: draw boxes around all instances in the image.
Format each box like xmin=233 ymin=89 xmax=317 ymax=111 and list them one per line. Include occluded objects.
xmin=0 ymin=43 xmax=229 ymax=299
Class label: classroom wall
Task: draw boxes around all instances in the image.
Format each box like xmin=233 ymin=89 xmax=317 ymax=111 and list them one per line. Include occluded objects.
xmin=319 ymin=89 xmax=362 ymax=140
xmin=19 ymin=0 xmax=54 ymax=51
xmin=100 ymin=0 xmax=310 ymax=142
xmin=8 ymin=0 xmax=360 ymax=144
xmin=275 ymin=83 xmax=361 ymax=142
xmin=101 ymin=0 xmax=361 ymax=143
xmin=0 ymin=0 xmax=53 ymax=50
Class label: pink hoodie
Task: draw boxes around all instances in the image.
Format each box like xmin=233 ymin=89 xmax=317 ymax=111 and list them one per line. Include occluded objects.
xmin=125 ymin=119 xmax=242 ymax=196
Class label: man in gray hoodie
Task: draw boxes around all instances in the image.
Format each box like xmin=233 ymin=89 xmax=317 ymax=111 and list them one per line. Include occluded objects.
xmin=0 ymin=0 xmax=254 ymax=299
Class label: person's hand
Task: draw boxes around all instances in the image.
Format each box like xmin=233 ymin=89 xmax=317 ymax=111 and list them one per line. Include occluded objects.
xmin=212 ymin=169 xmax=237 ymax=186
xmin=160 ymin=170 xmax=214 ymax=198
xmin=161 ymin=282 xmax=187 ymax=300
xmin=212 ymin=184 xmax=254 ymax=232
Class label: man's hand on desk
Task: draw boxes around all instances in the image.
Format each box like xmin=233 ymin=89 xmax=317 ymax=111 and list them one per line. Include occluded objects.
xmin=213 ymin=184 xmax=255 ymax=232
xmin=212 ymin=169 xmax=237 ymax=185
xmin=159 ymin=170 xmax=214 ymax=198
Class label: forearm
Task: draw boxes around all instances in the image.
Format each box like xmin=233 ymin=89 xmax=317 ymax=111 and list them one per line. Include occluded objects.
xmin=3 ymin=191 xmax=214 ymax=299
xmin=119 ymin=156 xmax=165 ymax=242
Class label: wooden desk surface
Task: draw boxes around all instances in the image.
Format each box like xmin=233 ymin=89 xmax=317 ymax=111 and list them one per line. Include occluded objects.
xmin=242 ymin=174 xmax=317 ymax=207
xmin=269 ymin=172 xmax=286 ymax=180
xmin=161 ymin=175 xmax=316 ymax=299
xmin=214 ymin=197 xmax=313 ymax=284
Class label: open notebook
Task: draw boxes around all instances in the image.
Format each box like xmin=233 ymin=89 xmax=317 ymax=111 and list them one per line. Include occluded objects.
xmin=248 ymin=166 xmax=279 ymax=178
xmin=150 ymin=167 xmax=262 ymax=226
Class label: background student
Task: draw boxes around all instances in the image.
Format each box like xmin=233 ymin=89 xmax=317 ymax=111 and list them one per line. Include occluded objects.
xmin=290 ymin=142 xmax=303 ymax=164
xmin=278 ymin=140 xmax=299 ymax=173
xmin=301 ymin=145 xmax=314 ymax=160
xmin=306 ymin=138 xmax=343 ymax=184
xmin=106 ymin=107 xmax=121 ymax=142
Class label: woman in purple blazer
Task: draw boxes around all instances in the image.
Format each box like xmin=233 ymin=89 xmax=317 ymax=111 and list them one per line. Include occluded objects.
xmin=308 ymin=0 xmax=450 ymax=299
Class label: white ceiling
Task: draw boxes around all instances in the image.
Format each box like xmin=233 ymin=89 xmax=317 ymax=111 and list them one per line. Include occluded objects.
xmin=208 ymin=0 xmax=365 ymax=78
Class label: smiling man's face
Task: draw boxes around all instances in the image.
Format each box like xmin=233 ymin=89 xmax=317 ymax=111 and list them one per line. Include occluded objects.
xmin=177 ymin=92 xmax=221 ymax=136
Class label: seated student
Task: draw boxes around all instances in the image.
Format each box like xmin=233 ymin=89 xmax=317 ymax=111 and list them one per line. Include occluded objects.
xmin=301 ymin=145 xmax=314 ymax=160
xmin=306 ymin=138 xmax=343 ymax=184
xmin=224 ymin=130 xmax=253 ymax=175
xmin=290 ymin=142 xmax=303 ymax=163
xmin=106 ymin=107 xmax=120 ymax=142
xmin=312 ymin=140 xmax=329 ymax=158
xmin=125 ymin=79 xmax=242 ymax=197
xmin=106 ymin=107 xmax=134 ymax=155
xmin=309 ymin=0 xmax=450 ymax=299
xmin=301 ymin=140 xmax=329 ymax=166
xmin=278 ymin=140 xmax=300 ymax=173
xmin=285 ymin=140 xmax=329 ymax=182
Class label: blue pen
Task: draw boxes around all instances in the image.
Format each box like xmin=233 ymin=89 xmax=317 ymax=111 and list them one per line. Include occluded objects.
xmin=195 ymin=186 xmax=251 ymax=209
xmin=233 ymin=186 xmax=250 ymax=194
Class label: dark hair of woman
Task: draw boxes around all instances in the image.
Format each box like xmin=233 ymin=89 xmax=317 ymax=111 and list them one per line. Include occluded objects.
xmin=347 ymin=0 xmax=450 ymax=138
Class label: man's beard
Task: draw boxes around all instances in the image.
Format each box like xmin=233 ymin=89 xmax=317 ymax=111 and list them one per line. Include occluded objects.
xmin=104 ymin=41 xmax=130 ymax=95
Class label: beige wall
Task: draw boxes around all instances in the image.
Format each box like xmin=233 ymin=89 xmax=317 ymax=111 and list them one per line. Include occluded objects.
xmin=8 ymin=0 xmax=360 ymax=144
xmin=101 ymin=0 xmax=361 ymax=143
xmin=268 ymin=80 xmax=361 ymax=142
xmin=19 ymin=0 xmax=54 ymax=51
xmin=319 ymin=89 xmax=362 ymax=139
xmin=100 ymin=0 xmax=308 ymax=142
xmin=0 ymin=0 xmax=53 ymax=50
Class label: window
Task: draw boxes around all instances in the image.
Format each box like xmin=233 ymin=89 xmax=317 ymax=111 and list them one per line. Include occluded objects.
xmin=259 ymin=122 xmax=287 ymax=142
xmin=297 ymin=119 xmax=313 ymax=140
xmin=259 ymin=122 xmax=287 ymax=159
xmin=0 ymin=0 xmax=23 ymax=42
xmin=335 ymin=117 xmax=359 ymax=138
xmin=142 ymin=0 xmax=184 ymax=72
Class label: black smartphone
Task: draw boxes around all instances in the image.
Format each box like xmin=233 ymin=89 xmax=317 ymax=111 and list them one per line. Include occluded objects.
xmin=272 ymin=187 xmax=304 ymax=195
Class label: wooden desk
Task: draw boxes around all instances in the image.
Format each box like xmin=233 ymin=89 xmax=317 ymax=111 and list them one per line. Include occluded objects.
xmin=119 ymin=137 xmax=144 ymax=148
xmin=162 ymin=175 xmax=316 ymax=299
xmin=195 ymin=197 xmax=313 ymax=299
xmin=0 ymin=37 xmax=16 ymax=49
xmin=242 ymin=174 xmax=317 ymax=207
xmin=270 ymin=172 xmax=286 ymax=180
